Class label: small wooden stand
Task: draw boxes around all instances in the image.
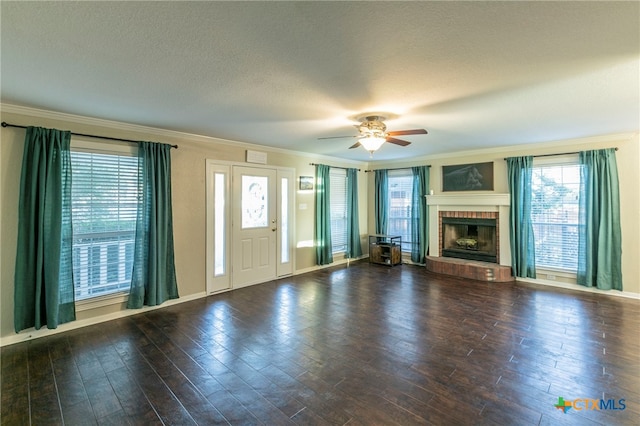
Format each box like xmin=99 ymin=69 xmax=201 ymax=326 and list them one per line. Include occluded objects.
xmin=369 ymin=234 xmax=402 ymax=266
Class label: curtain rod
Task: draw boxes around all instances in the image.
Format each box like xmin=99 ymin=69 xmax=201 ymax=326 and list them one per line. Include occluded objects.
xmin=503 ymin=148 xmax=617 ymax=160
xmin=365 ymin=165 xmax=431 ymax=173
xmin=1 ymin=121 xmax=179 ymax=149
xmin=309 ymin=162 xmax=361 ymax=172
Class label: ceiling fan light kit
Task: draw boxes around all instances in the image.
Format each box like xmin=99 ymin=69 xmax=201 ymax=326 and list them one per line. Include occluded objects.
xmin=320 ymin=113 xmax=428 ymax=156
xmin=359 ymin=136 xmax=387 ymax=154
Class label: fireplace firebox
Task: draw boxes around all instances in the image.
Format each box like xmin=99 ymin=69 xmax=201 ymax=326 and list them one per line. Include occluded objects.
xmin=442 ymin=217 xmax=497 ymax=263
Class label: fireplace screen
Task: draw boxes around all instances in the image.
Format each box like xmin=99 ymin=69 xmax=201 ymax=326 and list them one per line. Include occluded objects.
xmin=442 ymin=217 xmax=497 ymax=263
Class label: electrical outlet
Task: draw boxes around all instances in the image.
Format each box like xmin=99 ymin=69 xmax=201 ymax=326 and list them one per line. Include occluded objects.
xmin=547 ymin=274 xmax=556 ymax=280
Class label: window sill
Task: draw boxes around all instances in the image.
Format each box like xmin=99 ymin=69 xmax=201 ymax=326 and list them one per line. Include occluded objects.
xmin=536 ymin=267 xmax=577 ymax=279
xmin=76 ymin=292 xmax=129 ymax=312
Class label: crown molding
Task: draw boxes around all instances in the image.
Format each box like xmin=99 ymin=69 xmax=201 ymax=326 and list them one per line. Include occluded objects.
xmin=0 ymin=103 xmax=367 ymax=167
xmin=370 ymin=131 xmax=637 ymax=168
xmin=4 ymin=103 xmax=630 ymax=169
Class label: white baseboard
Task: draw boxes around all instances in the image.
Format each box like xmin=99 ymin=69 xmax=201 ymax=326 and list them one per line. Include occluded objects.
xmin=516 ymin=277 xmax=640 ymax=300
xmin=1 ymin=256 xmax=367 ymax=347
xmin=0 ymin=292 xmax=208 ymax=348
xmin=293 ymin=255 xmax=368 ymax=276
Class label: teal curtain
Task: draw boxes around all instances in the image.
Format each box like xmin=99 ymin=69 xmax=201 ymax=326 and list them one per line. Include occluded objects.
xmin=506 ymin=156 xmax=536 ymax=278
xmin=128 ymin=142 xmax=179 ymax=308
xmin=346 ymin=168 xmax=362 ymax=258
xmin=577 ymin=149 xmax=622 ymax=290
xmin=374 ymin=169 xmax=389 ymax=234
xmin=411 ymin=166 xmax=430 ymax=263
xmin=14 ymin=126 xmax=76 ymax=332
xmin=314 ymin=164 xmax=333 ymax=265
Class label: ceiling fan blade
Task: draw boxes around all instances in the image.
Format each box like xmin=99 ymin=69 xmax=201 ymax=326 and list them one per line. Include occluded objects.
xmin=349 ymin=142 xmax=362 ymax=149
xmin=318 ymin=135 xmax=357 ymax=140
xmin=387 ymin=129 xmax=428 ymax=136
xmin=385 ymin=137 xmax=411 ymax=147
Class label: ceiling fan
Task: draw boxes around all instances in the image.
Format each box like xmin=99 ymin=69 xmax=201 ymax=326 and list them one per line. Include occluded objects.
xmin=319 ymin=115 xmax=428 ymax=155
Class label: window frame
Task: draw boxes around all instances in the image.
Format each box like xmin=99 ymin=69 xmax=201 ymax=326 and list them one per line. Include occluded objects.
xmin=530 ymin=155 xmax=582 ymax=274
xmin=387 ymin=168 xmax=414 ymax=253
xmin=329 ymin=168 xmax=348 ymax=254
xmin=70 ymin=138 xmax=138 ymax=309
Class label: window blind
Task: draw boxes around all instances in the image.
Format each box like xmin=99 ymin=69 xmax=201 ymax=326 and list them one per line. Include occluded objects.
xmin=388 ymin=169 xmax=414 ymax=251
xmin=329 ymin=168 xmax=347 ymax=253
xmin=531 ymin=163 xmax=582 ymax=271
xmin=71 ymin=150 xmax=138 ymax=299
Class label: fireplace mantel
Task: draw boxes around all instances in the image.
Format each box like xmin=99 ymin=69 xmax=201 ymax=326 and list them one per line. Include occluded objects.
xmin=426 ymin=193 xmax=511 ymax=266
xmin=426 ymin=193 xmax=510 ymax=207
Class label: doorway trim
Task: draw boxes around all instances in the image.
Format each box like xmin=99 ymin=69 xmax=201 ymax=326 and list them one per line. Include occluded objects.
xmin=205 ymin=159 xmax=295 ymax=295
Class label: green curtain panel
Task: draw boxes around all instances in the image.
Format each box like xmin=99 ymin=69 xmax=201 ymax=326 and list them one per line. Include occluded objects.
xmin=411 ymin=166 xmax=430 ymax=263
xmin=128 ymin=142 xmax=179 ymax=308
xmin=577 ymin=149 xmax=622 ymax=290
xmin=14 ymin=126 xmax=76 ymax=332
xmin=374 ymin=169 xmax=389 ymax=234
xmin=314 ymin=164 xmax=333 ymax=265
xmin=506 ymin=156 xmax=537 ymax=278
xmin=346 ymin=168 xmax=363 ymax=259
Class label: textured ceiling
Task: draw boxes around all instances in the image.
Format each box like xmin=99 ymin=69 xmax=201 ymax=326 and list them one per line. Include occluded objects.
xmin=1 ymin=1 xmax=638 ymax=161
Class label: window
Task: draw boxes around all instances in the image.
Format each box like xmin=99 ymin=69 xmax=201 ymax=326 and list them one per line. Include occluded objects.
xmin=388 ymin=169 xmax=414 ymax=252
xmin=329 ymin=168 xmax=347 ymax=253
xmin=531 ymin=162 xmax=582 ymax=272
xmin=241 ymin=175 xmax=269 ymax=228
xmin=214 ymin=172 xmax=226 ymax=276
xmin=71 ymin=142 xmax=138 ymax=300
xmin=280 ymin=177 xmax=289 ymax=263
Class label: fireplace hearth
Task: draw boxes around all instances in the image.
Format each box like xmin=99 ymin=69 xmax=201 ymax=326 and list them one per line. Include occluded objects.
xmin=442 ymin=216 xmax=497 ymax=263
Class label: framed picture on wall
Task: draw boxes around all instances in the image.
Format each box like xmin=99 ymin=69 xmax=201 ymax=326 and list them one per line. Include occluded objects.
xmin=442 ymin=162 xmax=494 ymax=191
xmin=299 ymin=176 xmax=314 ymax=190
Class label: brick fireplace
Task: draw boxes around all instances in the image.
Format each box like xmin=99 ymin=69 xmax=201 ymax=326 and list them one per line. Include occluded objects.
xmin=440 ymin=211 xmax=499 ymax=263
xmin=425 ymin=193 xmax=513 ymax=282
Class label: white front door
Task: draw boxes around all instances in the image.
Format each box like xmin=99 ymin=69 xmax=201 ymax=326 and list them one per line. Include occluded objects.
xmin=232 ymin=166 xmax=277 ymax=288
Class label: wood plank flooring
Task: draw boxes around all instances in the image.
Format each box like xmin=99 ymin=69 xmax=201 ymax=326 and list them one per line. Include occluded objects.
xmin=2 ymin=262 xmax=639 ymax=425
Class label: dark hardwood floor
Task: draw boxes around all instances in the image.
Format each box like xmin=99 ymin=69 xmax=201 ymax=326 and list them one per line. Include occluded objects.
xmin=2 ymin=262 xmax=639 ymax=425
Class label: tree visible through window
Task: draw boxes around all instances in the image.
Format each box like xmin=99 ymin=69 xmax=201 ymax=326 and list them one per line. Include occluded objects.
xmin=531 ymin=163 xmax=582 ymax=272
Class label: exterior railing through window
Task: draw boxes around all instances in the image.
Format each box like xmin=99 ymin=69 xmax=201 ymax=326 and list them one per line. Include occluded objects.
xmin=388 ymin=206 xmax=414 ymax=252
xmin=331 ymin=216 xmax=347 ymax=253
xmin=532 ymin=222 xmax=582 ymax=271
xmin=72 ymin=230 xmax=135 ymax=299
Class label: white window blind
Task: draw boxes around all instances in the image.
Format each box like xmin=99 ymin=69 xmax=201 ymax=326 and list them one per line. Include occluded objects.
xmin=531 ymin=163 xmax=582 ymax=272
xmin=329 ymin=168 xmax=347 ymax=253
xmin=388 ymin=169 xmax=414 ymax=252
xmin=71 ymin=149 xmax=138 ymax=300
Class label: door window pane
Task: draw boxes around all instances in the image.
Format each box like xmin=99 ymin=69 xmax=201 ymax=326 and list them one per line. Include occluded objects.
xmin=242 ymin=175 xmax=268 ymax=228
xmin=281 ymin=177 xmax=289 ymax=263
xmin=214 ymin=172 xmax=226 ymax=276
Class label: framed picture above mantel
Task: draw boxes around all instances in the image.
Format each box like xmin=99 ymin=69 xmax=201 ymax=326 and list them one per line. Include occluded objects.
xmin=442 ymin=161 xmax=494 ymax=191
